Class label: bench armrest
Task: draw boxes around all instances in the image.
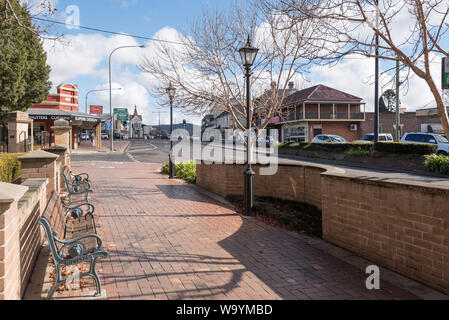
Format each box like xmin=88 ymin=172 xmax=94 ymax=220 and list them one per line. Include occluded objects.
xmin=56 ymin=233 xmax=104 ymax=250
xmin=61 ymin=201 xmax=95 ymax=219
xmin=70 ymin=171 xmax=89 ymax=183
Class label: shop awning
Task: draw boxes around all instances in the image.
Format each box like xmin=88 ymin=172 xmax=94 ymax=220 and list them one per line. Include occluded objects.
xmin=27 ymin=109 xmax=101 ymax=123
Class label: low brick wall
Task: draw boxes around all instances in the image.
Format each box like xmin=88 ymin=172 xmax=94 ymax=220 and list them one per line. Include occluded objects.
xmin=0 ymin=179 xmax=48 ymax=299
xmin=196 ymin=162 xmax=449 ymax=294
xmin=196 ymin=163 xmax=326 ymax=210
xmin=0 ymin=149 xmax=69 ymax=300
xmin=321 ymin=173 xmax=449 ymax=294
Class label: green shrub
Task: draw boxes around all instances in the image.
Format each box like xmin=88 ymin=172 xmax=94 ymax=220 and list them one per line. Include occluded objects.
xmin=425 ymin=154 xmax=449 ymax=174
xmin=278 ymin=142 xmax=299 ymax=148
xmin=375 ymin=142 xmax=437 ymax=155
xmin=0 ymin=153 xmax=24 ymax=183
xmin=279 ymin=141 xmax=437 ymax=156
xmin=300 ymin=143 xmax=374 ymax=154
xmin=160 ymin=160 xmax=197 ymax=183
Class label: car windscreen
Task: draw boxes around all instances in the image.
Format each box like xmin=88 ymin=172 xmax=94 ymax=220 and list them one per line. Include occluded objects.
xmin=436 ymin=135 xmax=449 ymax=144
xmin=362 ymin=135 xmax=374 ymax=141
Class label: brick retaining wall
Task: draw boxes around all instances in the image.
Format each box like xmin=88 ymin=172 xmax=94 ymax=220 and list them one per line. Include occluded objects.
xmin=196 ymin=162 xmax=449 ymax=294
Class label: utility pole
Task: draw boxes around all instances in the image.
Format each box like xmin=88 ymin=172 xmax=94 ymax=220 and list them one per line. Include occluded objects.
xmin=396 ymin=59 xmax=401 ymax=142
xmin=153 ymin=109 xmax=167 ymax=137
xmin=374 ymin=0 xmax=380 ymax=143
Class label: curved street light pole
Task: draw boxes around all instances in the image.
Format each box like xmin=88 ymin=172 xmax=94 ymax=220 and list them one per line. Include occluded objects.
xmin=85 ymin=88 xmax=122 ymax=114
xmin=109 ymin=45 xmax=145 ymax=152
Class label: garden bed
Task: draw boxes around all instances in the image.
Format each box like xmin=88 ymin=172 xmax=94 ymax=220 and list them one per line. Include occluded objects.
xmin=226 ymin=195 xmax=322 ymax=238
xmin=278 ymin=143 xmax=440 ymax=175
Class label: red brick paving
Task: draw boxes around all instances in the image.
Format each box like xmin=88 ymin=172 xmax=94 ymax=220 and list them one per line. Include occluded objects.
xmin=24 ymin=162 xmax=419 ymax=300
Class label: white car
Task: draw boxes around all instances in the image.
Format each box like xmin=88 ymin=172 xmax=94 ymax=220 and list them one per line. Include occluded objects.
xmin=101 ymin=132 xmax=109 ymax=140
xmin=192 ymin=136 xmax=200 ymax=142
xmin=401 ymin=132 xmax=449 ymax=155
xmin=353 ymin=133 xmax=394 ymax=143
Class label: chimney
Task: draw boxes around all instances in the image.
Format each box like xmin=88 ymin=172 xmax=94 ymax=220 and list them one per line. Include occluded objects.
xmin=288 ymin=81 xmax=294 ymax=89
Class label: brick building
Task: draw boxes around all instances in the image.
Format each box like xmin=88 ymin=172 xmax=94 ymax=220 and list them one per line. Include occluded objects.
xmin=361 ymin=107 xmax=449 ymax=141
xmin=28 ymin=83 xmax=102 ymax=149
xmin=31 ymin=83 xmax=79 ymax=112
xmin=277 ymin=84 xmax=366 ymax=142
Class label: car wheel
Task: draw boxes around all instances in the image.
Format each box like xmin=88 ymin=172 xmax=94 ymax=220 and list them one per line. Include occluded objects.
xmin=438 ymin=151 xmax=448 ymax=157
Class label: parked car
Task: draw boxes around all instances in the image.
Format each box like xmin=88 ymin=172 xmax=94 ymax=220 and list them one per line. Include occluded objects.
xmin=101 ymin=132 xmax=109 ymax=140
xmin=312 ymin=135 xmax=347 ymax=143
xmin=191 ymin=135 xmax=200 ymax=142
xmin=256 ymin=135 xmax=278 ymax=147
xmin=80 ymin=133 xmax=89 ymax=141
xmin=401 ymin=132 xmax=449 ymax=155
xmin=353 ymin=133 xmax=394 ymax=143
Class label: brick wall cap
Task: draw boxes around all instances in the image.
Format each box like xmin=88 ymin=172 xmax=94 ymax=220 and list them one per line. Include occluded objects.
xmin=21 ymin=179 xmax=49 ymax=189
xmin=18 ymin=150 xmax=58 ymax=161
xmin=0 ymin=183 xmax=29 ymax=204
xmin=43 ymin=145 xmax=67 ymax=152
xmin=6 ymin=111 xmax=31 ymax=121
xmin=321 ymin=170 xmax=449 ymax=193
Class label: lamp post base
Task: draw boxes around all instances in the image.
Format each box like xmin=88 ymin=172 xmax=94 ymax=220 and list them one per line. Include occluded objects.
xmin=244 ymin=166 xmax=255 ymax=216
xmin=169 ymin=155 xmax=176 ymax=179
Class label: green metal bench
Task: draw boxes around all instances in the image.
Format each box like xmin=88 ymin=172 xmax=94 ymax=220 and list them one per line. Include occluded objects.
xmin=61 ymin=172 xmax=93 ymax=205
xmin=38 ymin=216 xmax=108 ymax=300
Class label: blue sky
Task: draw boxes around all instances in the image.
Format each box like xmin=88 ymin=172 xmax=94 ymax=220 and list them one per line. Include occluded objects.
xmin=37 ymin=0 xmax=229 ymax=126
xmin=34 ymin=0 xmax=449 ymax=126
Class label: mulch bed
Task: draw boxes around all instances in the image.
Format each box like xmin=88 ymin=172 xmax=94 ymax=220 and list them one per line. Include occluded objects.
xmin=227 ymin=196 xmax=322 ymax=238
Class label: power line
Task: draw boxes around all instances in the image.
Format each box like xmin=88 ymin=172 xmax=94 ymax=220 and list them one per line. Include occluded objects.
xmin=32 ymin=17 xmax=188 ymax=47
xmin=32 ymin=17 xmax=443 ymax=65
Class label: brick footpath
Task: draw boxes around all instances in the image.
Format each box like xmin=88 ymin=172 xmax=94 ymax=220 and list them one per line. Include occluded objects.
xmin=24 ymin=162 xmax=419 ymax=300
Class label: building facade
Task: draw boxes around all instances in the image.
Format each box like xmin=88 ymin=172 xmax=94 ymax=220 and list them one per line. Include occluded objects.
xmin=28 ymin=83 xmax=102 ymax=149
xmin=278 ymin=84 xmax=366 ymax=142
xmin=129 ymin=106 xmax=143 ymax=139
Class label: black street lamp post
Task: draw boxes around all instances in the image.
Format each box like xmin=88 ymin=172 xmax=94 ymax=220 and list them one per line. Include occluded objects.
xmin=166 ymin=83 xmax=176 ymax=179
xmin=239 ymin=36 xmax=259 ymax=217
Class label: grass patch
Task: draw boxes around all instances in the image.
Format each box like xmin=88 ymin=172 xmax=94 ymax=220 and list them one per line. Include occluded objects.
xmin=226 ymin=195 xmax=322 ymax=238
xmin=161 ymin=160 xmax=197 ymax=183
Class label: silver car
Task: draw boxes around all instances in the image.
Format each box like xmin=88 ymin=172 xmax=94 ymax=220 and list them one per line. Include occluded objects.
xmin=312 ymin=135 xmax=347 ymax=143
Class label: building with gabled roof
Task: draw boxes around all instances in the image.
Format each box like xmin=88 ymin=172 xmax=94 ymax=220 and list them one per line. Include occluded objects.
xmin=275 ymin=84 xmax=367 ymax=142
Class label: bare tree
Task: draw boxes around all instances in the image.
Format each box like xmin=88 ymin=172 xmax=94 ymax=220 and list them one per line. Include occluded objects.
xmin=1 ymin=0 xmax=59 ymax=40
xmin=139 ymin=1 xmax=316 ymax=140
xmin=272 ymin=0 xmax=449 ymax=137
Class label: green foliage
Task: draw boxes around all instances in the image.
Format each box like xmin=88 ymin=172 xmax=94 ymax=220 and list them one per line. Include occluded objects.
xmin=278 ymin=141 xmax=437 ymax=156
xmin=424 ymin=154 xmax=449 ymax=175
xmin=0 ymin=0 xmax=51 ymax=123
xmin=375 ymin=142 xmax=437 ymax=155
xmin=0 ymin=153 xmax=24 ymax=183
xmin=161 ymin=160 xmax=197 ymax=183
xmin=300 ymin=142 xmax=374 ymax=153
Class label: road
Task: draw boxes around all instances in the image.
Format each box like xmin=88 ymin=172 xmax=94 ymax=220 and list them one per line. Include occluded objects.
xmin=70 ymin=139 xmax=449 ymax=187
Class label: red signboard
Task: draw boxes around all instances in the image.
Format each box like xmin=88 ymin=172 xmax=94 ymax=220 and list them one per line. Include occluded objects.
xmin=269 ymin=116 xmax=281 ymax=124
xmin=90 ymin=105 xmax=103 ymax=115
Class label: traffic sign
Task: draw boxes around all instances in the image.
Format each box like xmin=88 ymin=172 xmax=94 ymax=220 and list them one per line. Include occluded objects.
xmin=114 ymin=108 xmax=129 ymax=121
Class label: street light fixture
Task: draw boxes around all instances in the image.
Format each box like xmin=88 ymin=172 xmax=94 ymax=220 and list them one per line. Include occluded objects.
xmin=166 ymin=82 xmax=176 ymax=179
xmin=109 ymin=44 xmax=145 ymax=151
xmin=85 ymin=88 xmax=122 ymax=114
xmin=239 ymin=36 xmax=259 ymax=217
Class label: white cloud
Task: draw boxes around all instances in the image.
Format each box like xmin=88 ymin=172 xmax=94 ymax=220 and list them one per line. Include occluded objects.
xmin=307 ymin=54 xmax=442 ymax=112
